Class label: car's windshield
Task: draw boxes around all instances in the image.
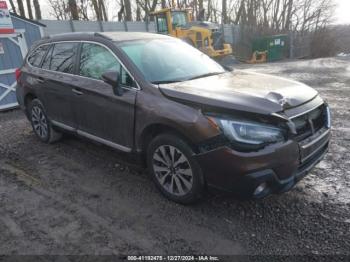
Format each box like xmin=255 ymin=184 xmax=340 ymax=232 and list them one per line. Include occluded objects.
xmin=117 ymin=39 xmax=225 ymax=84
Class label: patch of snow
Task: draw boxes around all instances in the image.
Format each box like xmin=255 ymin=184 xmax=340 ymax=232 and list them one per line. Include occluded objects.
xmin=337 ymin=53 xmax=350 ymax=57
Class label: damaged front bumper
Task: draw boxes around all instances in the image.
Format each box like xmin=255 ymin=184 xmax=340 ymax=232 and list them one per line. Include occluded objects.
xmin=194 ymin=128 xmax=331 ymax=199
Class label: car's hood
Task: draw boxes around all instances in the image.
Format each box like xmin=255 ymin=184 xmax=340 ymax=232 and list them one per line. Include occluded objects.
xmin=159 ymin=70 xmax=318 ymax=115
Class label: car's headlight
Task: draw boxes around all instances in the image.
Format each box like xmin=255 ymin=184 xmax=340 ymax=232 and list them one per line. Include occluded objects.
xmin=211 ymin=117 xmax=285 ymax=145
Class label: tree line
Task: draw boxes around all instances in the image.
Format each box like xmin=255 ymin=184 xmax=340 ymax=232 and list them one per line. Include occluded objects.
xmin=8 ymin=0 xmax=42 ymax=19
xmin=8 ymin=0 xmax=335 ymax=33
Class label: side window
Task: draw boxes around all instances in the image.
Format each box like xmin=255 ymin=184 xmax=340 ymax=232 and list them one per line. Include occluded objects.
xmin=171 ymin=12 xmax=187 ymax=28
xmin=49 ymin=42 xmax=78 ymax=73
xmin=27 ymin=45 xmax=50 ymax=67
xmin=156 ymin=14 xmax=169 ymax=34
xmin=79 ymin=43 xmax=120 ymax=80
xmin=79 ymin=43 xmax=134 ymax=87
xmin=121 ymin=67 xmax=133 ymax=87
xmin=41 ymin=44 xmax=53 ymax=70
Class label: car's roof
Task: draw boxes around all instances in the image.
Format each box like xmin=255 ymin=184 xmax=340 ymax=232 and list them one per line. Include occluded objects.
xmin=41 ymin=32 xmax=171 ymax=43
xmin=100 ymin=32 xmax=170 ymax=41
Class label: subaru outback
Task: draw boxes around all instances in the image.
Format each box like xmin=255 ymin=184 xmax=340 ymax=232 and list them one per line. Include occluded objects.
xmin=16 ymin=32 xmax=331 ymax=204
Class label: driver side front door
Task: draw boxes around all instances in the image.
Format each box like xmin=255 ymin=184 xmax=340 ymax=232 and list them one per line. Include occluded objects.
xmin=71 ymin=42 xmax=137 ymax=151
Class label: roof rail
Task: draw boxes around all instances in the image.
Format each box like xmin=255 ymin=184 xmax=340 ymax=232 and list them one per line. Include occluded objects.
xmin=43 ymin=32 xmax=97 ymax=40
xmin=94 ymin=32 xmax=111 ymax=40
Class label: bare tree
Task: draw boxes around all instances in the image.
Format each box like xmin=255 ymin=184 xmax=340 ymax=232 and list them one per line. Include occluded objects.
xmin=198 ymin=0 xmax=203 ymax=12
xmin=68 ymin=0 xmax=79 ymax=20
xmin=136 ymin=5 xmax=141 ymax=20
xmin=206 ymin=0 xmax=211 ymax=20
xmin=25 ymin=0 xmax=33 ymax=19
xmin=161 ymin=0 xmax=166 ymax=8
xmin=223 ymin=0 xmax=334 ymax=33
xmin=48 ymin=0 xmax=70 ymax=20
xmin=92 ymin=0 xmax=103 ymax=20
xmin=78 ymin=0 xmax=89 ymax=20
xmin=16 ymin=0 xmax=26 ymax=17
xmin=222 ymin=0 xmax=227 ymax=23
xmin=284 ymin=0 xmax=293 ymax=30
xmin=117 ymin=3 xmax=124 ymax=21
xmin=9 ymin=0 xmax=17 ymax=14
xmin=92 ymin=0 xmax=108 ymax=21
xmin=136 ymin=0 xmax=159 ymax=21
xmin=39 ymin=0 xmax=336 ymax=35
xmin=124 ymin=0 xmax=132 ymax=21
xmin=33 ymin=0 xmax=41 ymax=19
xmin=100 ymin=0 xmax=108 ymax=21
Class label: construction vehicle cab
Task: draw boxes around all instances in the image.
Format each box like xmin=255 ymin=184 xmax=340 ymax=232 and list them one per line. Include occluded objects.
xmin=150 ymin=8 xmax=232 ymax=58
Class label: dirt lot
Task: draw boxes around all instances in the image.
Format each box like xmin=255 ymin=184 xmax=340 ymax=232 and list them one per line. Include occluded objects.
xmin=0 ymin=57 xmax=349 ymax=257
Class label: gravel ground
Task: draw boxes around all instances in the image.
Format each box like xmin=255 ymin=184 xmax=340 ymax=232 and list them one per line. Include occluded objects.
xmin=0 ymin=57 xmax=349 ymax=257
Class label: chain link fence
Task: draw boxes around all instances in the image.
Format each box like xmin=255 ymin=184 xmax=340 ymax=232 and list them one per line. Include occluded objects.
xmin=39 ymin=20 xmax=312 ymax=61
xmin=290 ymin=32 xmax=312 ymax=59
xmin=39 ymin=20 xmax=158 ymax=35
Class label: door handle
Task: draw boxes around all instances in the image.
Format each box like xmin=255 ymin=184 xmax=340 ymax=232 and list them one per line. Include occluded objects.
xmin=72 ymin=88 xmax=84 ymax=95
xmin=37 ymin=77 xmax=45 ymax=83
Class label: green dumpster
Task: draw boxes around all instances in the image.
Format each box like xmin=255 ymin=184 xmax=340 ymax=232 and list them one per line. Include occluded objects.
xmin=252 ymin=35 xmax=288 ymax=62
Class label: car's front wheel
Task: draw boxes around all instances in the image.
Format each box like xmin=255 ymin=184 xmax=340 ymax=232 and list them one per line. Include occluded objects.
xmin=29 ymin=99 xmax=62 ymax=143
xmin=147 ymin=134 xmax=205 ymax=204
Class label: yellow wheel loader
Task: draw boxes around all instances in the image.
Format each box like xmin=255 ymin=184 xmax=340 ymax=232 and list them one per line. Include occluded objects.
xmin=150 ymin=8 xmax=232 ymax=59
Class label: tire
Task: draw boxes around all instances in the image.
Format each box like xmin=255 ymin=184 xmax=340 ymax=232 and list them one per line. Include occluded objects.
xmin=147 ymin=134 xmax=205 ymax=204
xmin=28 ymin=99 xmax=62 ymax=144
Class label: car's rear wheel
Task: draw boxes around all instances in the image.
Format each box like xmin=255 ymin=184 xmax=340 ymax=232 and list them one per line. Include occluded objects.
xmin=29 ymin=99 xmax=62 ymax=143
xmin=147 ymin=134 xmax=205 ymax=204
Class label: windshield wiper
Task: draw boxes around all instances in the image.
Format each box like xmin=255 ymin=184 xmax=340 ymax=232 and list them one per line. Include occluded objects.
xmin=151 ymin=80 xmax=183 ymax=84
xmin=151 ymin=72 xmax=225 ymax=84
xmin=186 ymin=72 xmax=225 ymax=81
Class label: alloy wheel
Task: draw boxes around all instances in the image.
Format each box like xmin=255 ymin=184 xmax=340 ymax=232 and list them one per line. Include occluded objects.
xmin=152 ymin=145 xmax=193 ymax=196
xmin=31 ymin=105 xmax=48 ymax=139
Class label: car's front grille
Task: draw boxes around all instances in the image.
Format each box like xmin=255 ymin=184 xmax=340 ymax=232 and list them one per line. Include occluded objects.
xmin=291 ymin=103 xmax=331 ymax=164
xmin=291 ymin=104 xmax=328 ymax=142
xmin=295 ymin=141 xmax=328 ymax=180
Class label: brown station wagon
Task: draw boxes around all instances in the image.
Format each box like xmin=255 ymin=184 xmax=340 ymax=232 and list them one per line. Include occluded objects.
xmin=16 ymin=32 xmax=331 ymax=204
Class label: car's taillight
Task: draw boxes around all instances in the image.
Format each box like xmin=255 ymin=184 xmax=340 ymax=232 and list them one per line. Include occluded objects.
xmin=15 ymin=68 xmax=22 ymax=81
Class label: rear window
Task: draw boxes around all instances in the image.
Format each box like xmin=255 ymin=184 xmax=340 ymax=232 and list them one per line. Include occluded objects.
xmin=28 ymin=45 xmax=50 ymax=67
xmin=46 ymin=42 xmax=78 ymax=74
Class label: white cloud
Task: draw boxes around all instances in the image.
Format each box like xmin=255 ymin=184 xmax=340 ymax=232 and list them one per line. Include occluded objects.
xmin=335 ymin=0 xmax=350 ymax=24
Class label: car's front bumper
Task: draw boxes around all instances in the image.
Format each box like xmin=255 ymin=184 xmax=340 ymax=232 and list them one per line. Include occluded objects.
xmin=194 ymin=128 xmax=330 ymax=198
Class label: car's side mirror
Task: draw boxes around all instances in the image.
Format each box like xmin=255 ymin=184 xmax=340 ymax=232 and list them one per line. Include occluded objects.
xmin=101 ymin=71 xmax=123 ymax=96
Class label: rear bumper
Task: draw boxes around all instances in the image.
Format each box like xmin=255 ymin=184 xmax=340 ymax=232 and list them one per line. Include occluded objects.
xmin=15 ymin=84 xmax=25 ymax=110
xmin=194 ymin=128 xmax=330 ymax=198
